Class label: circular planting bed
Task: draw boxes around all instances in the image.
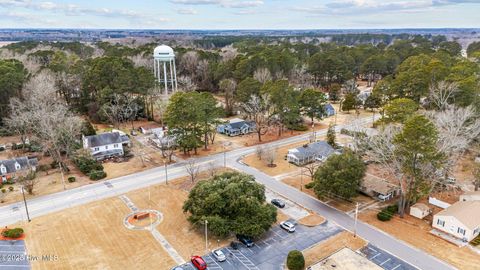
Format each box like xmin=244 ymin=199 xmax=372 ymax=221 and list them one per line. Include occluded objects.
xmin=123 ymin=210 xmax=163 ymax=231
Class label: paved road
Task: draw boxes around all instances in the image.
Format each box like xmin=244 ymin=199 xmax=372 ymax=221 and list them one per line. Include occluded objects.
xmin=0 ymin=240 xmax=30 ymax=270
xmin=0 ymin=116 xmax=456 ymax=270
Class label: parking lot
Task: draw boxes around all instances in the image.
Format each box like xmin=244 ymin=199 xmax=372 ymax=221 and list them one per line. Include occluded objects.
xmin=360 ymin=244 xmax=418 ymax=270
xmin=0 ymin=240 xmax=30 ymax=270
xmin=177 ymin=220 xmax=343 ymax=270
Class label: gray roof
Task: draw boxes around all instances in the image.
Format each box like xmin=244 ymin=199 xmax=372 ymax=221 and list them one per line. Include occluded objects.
xmin=0 ymin=157 xmax=38 ymax=175
xmin=226 ymin=120 xmax=255 ymax=130
xmin=289 ymin=141 xmax=334 ymax=160
xmin=85 ymin=132 xmax=129 ymax=148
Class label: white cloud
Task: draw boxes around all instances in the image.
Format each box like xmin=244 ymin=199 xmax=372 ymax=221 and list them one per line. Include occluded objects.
xmin=176 ymin=8 xmax=198 ymax=15
xmin=170 ymin=0 xmax=264 ymax=9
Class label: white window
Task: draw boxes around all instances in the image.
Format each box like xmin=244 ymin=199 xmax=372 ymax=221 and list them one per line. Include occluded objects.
xmin=114 ymin=144 xmax=119 ymax=148
xmin=437 ymin=219 xmax=445 ymax=227
xmin=94 ymin=147 xmax=99 ymax=151
xmin=105 ymin=145 xmax=109 ymax=150
xmin=14 ymin=162 xmax=21 ymax=170
xmin=474 ymin=228 xmax=480 ymax=235
xmin=0 ymin=165 xmax=6 ymax=174
xmin=457 ymin=227 xmax=465 ymax=235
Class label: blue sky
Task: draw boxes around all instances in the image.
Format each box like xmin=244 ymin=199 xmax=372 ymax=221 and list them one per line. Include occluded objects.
xmin=0 ymin=0 xmax=479 ymax=29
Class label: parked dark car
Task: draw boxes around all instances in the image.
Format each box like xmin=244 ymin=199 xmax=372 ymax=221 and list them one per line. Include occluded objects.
xmin=191 ymin=256 xmax=207 ymax=270
xmin=230 ymin=241 xmax=240 ymax=250
xmin=237 ymin=235 xmax=254 ymax=247
xmin=271 ymin=198 xmax=285 ymax=208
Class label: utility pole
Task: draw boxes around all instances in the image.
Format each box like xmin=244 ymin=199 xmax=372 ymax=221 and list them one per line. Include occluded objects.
xmin=164 ymin=161 xmax=168 ymax=185
xmin=21 ymin=186 xmax=31 ymax=222
xmin=312 ymin=122 xmax=316 ymax=142
xmin=205 ymin=220 xmax=208 ymax=252
xmin=300 ymin=167 xmax=303 ymax=191
xmin=354 ymin=202 xmax=359 ymax=238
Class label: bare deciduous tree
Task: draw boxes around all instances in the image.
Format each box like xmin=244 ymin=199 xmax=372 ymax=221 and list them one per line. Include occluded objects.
xmin=427 ymin=105 xmax=480 ymax=183
xmin=154 ymin=98 xmax=169 ymax=126
xmin=429 ymin=81 xmax=458 ymax=111
xmin=180 ymin=51 xmax=199 ymax=75
xmin=241 ymin=95 xmax=270 ymax=142
xmin=253 ymin=68 xmax=272 ymax=84
xmin=177 ymin=75 xmax=197 ymax=92
xmin=219 ymin=78 xmax=237 ymax=116
xmin=206 ymin=162 xmax=218 ymax=178
xmin=255 ymin=145 xmax=265 ymax=160
xmin=7 ymin=71 xmax=82 ymax=190
xmin=263 ymin=146 xmax=278 ymax=167
xmin=159 ymin=136 xmax=176 ymax=163
xmin=185 ymin=159 xmax=200 ymax=183
xmin=303 ymin=161 xmax=320 ymax=180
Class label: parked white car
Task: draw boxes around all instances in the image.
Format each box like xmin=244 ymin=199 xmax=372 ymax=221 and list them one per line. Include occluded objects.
xmin=280 ymin=221 xmax=296 ymax=233
xmin=212 ymin=249 xmax=226 ymax=262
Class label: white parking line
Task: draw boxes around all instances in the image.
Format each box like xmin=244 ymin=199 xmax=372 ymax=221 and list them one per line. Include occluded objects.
xmin=380 ymin=258 xmax=391 ymax=266
xmin=391 ymin=264 xmax=402 ymax=270
xmin=371 ymin=253 xmax=381 ymax=260
xmin=367 ymin=246 xmax=377 ymax=252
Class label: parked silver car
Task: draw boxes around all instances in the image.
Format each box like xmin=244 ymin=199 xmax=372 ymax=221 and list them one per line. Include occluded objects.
xmin=212 ymin=249 xmax=226 ymax=262
xmin=280 ymin=221 xmax=296 ymax=233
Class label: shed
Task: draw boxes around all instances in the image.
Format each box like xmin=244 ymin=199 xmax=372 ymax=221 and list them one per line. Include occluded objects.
xmin=410 ymin=203 xmax=431 ymax=219
xmin=323 ymin=104 xmax=336 ymax=117
xmin=460 ymin=191 xmax=480 ymax=202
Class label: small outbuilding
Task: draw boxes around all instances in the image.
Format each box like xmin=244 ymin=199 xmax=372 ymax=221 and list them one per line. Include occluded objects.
xmin=409 ymin=203 xmax=431 ymax=219
xmin=460 ymin=191 xmax=480 ymax=202
xmin=323 ymin=104 xmax=336 ymax=117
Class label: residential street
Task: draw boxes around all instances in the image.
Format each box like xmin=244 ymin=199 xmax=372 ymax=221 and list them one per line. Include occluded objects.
xmin=0 ymin=116 xmax=455 ymax=270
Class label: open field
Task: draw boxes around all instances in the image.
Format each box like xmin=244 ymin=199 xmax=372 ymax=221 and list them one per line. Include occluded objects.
xmin=303 ymin=231 xmax=367 ymax=267
xmin=13 ymin=197 xmax=175 ymax=270
xmin=359 ymin=208 xmax=480 ymax=270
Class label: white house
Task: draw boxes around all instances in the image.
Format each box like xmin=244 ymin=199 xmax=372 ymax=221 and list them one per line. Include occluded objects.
xmin=287 ymin=141 xmax=335 ymax=166
xmin=409 ymin=203 xmax=431 ymax=219
xmin=83 ymin=132 xmax=130 ymax=161
xmin=0 ymin=157 xmax=38 ymax=182
xmin=459 ymin=191 xmax=480 ymax=202
xmin=432 ymin=201 xmax=480 ymax=242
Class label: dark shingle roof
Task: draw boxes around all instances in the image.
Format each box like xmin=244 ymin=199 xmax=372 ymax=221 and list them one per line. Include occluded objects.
xmin=85 ymin=132 xmax=129 ymax=148
xmin=226 ymin=120 xmax=255 ymax=130
xmin=0 ymin=157 xmax=38 ymax=175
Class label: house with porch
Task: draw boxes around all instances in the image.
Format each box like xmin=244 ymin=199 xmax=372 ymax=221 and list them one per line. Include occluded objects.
xmin=83 ymin=132 xmax=131 ymax=161
xmin=287 ymin=141 xmax=335 ymax=166
xmin=217 ymin=118 xmax=256 ymax=137
xmin=432 ymin=200 xmax=480 ymax=242
xmin=359 ymin=174 xmax=400 ymax=201
xmin=0 ymin=157 xmax=38 ymax=182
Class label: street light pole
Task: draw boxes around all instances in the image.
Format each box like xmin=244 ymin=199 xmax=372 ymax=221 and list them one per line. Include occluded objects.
xmin=205 ymin=220 xmax=208 ymax=252
xmin=164 ymin=161 xmax=168 ymax=185
xmin=354 ymin=202 xmax=359 ymax=238
xmin=21 ymin=186 xmax=31 ymax=222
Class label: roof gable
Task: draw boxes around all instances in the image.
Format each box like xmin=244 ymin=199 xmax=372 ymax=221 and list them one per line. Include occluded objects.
xmin=435 ymin=201 xmax=480 ymax=230
xmin=86 ymin=132 xmax=128 ymax=147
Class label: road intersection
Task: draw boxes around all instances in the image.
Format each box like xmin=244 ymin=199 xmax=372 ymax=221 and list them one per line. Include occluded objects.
xmin=0 ymin=116 xmax=455 ymax=270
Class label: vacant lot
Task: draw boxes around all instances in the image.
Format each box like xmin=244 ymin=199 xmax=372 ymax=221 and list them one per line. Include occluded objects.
xmin=360 ymin=209 xmax=479 ymax=270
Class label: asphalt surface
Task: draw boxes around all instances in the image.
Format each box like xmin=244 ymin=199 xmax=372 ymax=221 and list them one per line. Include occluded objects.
xmin=0 ymin=116 xmax=456 ymax=270
xmin=0 ymin=240 xmax=30 ymax=270
xmin=360 ymin=243 xmax=418 ymax=270
xmin=178 ymin=220 xmax=343 ymax=270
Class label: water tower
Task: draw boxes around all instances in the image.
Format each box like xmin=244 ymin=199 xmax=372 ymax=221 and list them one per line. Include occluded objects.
xmin=153 ymin=45 xmax=177 ymax=95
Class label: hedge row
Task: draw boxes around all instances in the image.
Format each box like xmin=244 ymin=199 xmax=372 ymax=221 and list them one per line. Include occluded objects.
xmin=377 ymin=204 xmax=398 ymax=221
xmin=2 ymin=228 xmax=24 ymax=238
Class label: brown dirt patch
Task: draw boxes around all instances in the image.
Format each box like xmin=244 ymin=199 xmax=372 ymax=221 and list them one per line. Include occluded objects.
xmin=303 ymin=231 xmax=367 ymax=267
xmin=298 ymin=214 xmax=325 ymax=227
xmin=360 ymin=208 xmax=479 ymax=270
